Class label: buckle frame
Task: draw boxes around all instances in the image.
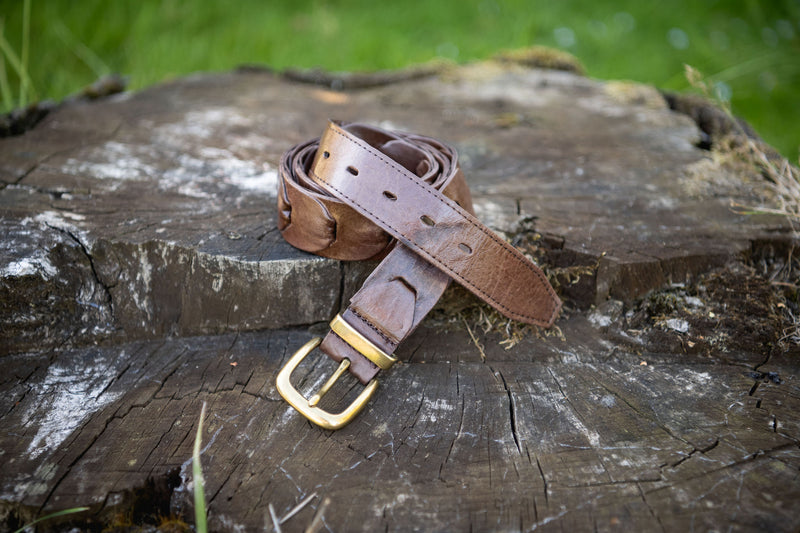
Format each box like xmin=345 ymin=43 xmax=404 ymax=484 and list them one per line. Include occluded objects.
xmin=276 ymin=337 xmax=378 ymax=430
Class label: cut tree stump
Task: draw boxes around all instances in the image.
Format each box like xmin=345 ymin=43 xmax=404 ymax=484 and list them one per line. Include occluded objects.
xmin=1 ymin=59 xmax=798 ymax=532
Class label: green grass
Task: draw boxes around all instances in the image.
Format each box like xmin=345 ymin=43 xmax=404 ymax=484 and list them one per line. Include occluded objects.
xmin=193 ymin=402 xmax=208 ymax=533
xmin=11 ymin=506 xmax=89 ymax=533
xmin=1 ymin=0 xmax=799 ymax=158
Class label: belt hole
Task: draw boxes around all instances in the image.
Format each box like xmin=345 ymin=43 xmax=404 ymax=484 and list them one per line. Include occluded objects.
xmin=322 ymin=150 xmax=330 ymax=159
xmin=383 ymin=191 xmax=397 ymax=201
xmin=420 ymin=215 xmax=436 ymax=227
xmin=346 ymin=166 xmax=359 ymax=176
xmin=458 ymin=243 xmax=472 ymax=254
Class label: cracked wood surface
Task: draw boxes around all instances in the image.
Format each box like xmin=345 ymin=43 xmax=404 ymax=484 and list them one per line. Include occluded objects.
xmin=1 ymin=61 xmax=798 ymax=531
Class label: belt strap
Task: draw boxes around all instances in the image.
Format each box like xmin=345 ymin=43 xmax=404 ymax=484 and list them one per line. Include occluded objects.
xmin=276 ymin=122 xmax=561 ymax=428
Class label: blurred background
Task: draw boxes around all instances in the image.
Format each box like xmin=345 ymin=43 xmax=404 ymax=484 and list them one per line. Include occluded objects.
xmin=1 ymin=0 xmax=798 ymax=159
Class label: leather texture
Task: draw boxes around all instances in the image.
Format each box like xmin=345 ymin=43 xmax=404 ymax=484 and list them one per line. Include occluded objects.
xmin=279 ymin=121 xmax=561 ymax=384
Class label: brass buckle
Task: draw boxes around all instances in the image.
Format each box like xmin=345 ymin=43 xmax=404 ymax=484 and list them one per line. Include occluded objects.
xmin=276 ymin=314 xmax=396 ymax=430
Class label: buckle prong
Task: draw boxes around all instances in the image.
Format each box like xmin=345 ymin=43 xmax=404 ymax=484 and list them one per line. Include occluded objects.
xmin=308 ymin=358 xmax=350 ymax=407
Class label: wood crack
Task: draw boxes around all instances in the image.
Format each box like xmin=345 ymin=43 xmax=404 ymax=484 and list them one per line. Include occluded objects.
xmin=637 ymin=483 xmax=666 ymax=533
xmin=44 ymin=222 xmax=115 ymax=322
xmin=649 ymin=442 xmax=800 ymax=494
xmin=489 ymin=364 xmax=521 ymax=455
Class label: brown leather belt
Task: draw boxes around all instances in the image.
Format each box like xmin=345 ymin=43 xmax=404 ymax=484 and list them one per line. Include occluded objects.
xmin=275 ymin=121 xmax=561 ymax=429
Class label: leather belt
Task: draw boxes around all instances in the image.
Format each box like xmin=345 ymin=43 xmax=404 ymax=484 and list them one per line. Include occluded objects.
xmin=275 ymin=121 xmax=561 ymax=429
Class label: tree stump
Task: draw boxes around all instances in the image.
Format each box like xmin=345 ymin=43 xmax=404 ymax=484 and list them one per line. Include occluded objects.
xmin=1 ymin=59 xmax=798 ymax=532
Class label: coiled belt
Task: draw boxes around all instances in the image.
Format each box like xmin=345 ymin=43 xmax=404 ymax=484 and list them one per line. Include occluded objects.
xmin=276 ymin=121 xmax=561 ymax=429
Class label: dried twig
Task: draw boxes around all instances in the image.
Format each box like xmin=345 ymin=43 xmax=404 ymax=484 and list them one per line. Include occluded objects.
xmin=268 ymin=504 xmax=282 ymax=533
xmin=304 ymin=497 xmax=330 ymax=533
xmin=280 ymin=492 xmax=317 ymax=525
xmin=463 ymin=317 xmax=486 ymax=361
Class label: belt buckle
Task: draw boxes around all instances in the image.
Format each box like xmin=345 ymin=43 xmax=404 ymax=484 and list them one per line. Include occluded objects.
xmin=276 ymin=314 xmax=396 ymax=430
